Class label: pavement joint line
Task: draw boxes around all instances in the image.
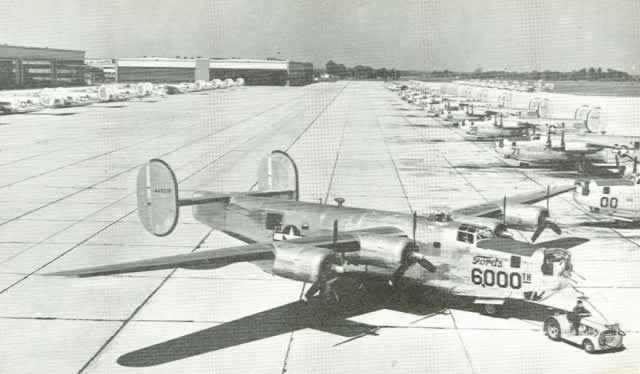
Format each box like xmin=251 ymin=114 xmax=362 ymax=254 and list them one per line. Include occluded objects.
xmin=448 ymin=309 xmax=478 ymax=374
xmin=323 ymin=93 xmax=350 ymax=205
xmin=76 ymin=228 xmax=215 ymax=374
xmin=1 ymin=84 xmax=345 ymax=268
xmin=0 ymin=129 xmax=281 ymax=288
xmin=0 ymin=90 xmax=279 ymax=168
xmin=4 ymin=83 xmax=352 ymax=366
xmin=280 ymin=283 xmax=308 ymax=374
xmin=0 ymin=90 xmax=309 ymax=227
xmin=246 ymin=81 xmax=350 ymax=191
xmin=373 ymin=103 xmax=413 ymax=213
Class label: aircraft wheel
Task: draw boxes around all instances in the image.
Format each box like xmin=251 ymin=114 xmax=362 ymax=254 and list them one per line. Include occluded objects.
xmin=545 ymin=318 xmax=562 ymax=341
xmin=576 ymin=160 xmax=590 ymax=174
xmin=583 ymin=339 xmax=596 ymax=353
xmin=483 ymin=304 xmax=499 ymax=316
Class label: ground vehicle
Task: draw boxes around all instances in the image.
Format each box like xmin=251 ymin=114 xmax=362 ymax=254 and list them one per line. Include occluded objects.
xmin=544 ymin=312 xmax=625 ymax=353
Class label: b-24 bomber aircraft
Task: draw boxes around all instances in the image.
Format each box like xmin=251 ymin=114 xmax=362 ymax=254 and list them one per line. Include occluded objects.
xmin=50 ymin=151 xmax=587 ymax=364
xmin=573 ymin=157 xmax=640 ymax=223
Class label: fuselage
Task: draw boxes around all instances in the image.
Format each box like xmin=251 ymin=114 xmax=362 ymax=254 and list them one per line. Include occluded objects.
xmin=191 ymin=192 xmax=571 ymax=300
xmin=574 ymin=176 xmax=640 ymax=221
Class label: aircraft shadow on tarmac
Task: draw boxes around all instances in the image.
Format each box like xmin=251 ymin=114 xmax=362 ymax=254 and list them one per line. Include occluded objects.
xmin=117 ymin=276 xmax=562 ymax=367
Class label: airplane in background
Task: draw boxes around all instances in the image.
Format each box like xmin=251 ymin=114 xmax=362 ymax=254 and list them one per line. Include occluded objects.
xmin=494 ymin=122 xmax=640 ymax=174
xmin=51 ymin=151 xmax=584 ymax=325
xmin=0 ymin=94 xmax=42 ymax=114
xmin=573 ymin=155 xmax=640 ymax=223
xmin=464 ymin=105 xmax=602 ymax=141
xmin=97 ymin=84 xmax=142 ymax=102
xmin=39 ymin=87 xmax=98 ymax=108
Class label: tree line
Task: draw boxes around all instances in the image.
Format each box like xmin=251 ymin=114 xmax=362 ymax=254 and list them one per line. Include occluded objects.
xmin=324 ymin=60 xmax=400 ymax=80
xmin=414 ymin=67 xmax=633 ymax=81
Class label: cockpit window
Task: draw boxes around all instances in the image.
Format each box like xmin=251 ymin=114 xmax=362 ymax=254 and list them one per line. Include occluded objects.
xmin=477 ymin=228 xmax=495 ymax=240
xmin=457 ymin=231 xmax=474 ymax=244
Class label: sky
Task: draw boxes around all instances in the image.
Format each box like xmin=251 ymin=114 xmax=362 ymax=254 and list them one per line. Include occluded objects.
xmin=1 ymin=0 xmax=639 ymax=72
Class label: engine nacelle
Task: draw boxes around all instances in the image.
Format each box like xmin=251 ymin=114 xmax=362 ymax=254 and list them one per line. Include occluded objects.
xmin=352 ymin=234 xmax=415 ymax=269
xmin=563 ymin=141 xmax=589 ymax=152
xmin=504 ymin=204 xmax=547 ymax=228
xmin=272 ymin=245 xmax=335 ymax=283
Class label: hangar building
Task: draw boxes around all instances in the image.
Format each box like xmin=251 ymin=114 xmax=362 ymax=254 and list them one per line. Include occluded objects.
xmin=0 ymin=44 xmax=86 ymax=89
xmin=114 ymin=57 xmax=313 ymax=86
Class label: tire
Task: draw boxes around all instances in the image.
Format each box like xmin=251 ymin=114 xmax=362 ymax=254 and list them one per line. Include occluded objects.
xmin=576 ymin=160 xmax=590 ymax=174
xmin=483 ymin=304 xmax=498 ymax=316
xmin=545 ymin=318 xmax=562 ymax=341
xmin=583 ymin=339 xmax=595 ymax=353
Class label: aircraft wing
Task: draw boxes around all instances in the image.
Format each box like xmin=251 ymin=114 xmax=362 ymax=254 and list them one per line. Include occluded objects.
xmin=449 ymin=185 xmax=576 ymax=218
xmin=47 ymin=226 xmax=405 ymax=278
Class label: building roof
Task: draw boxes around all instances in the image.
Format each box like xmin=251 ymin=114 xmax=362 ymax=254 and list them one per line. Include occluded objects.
xmin=115 ymin=57 xmax=291 ymax=71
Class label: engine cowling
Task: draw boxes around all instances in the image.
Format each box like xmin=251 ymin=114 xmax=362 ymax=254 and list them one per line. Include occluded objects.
xmin=504 ymin=204 xmax=547 ymax=228
xmin=272 ymin=245 xmax=335 ymax=283
xmin=352 ymin=234 xmax=416 ymax=269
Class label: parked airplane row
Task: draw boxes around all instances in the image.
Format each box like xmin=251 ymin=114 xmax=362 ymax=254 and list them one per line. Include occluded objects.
xmin=390 ymin=81 xmax=640 ymax=225
xmin=0 ymin=77 xmax=245 ymax=114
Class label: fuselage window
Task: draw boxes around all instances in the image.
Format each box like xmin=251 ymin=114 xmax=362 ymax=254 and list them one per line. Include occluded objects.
xmin=457 ymin=232 xmax=474 ymax=244
xmin=603 ymin=187 xmax=610 ymax=194
xmin=265 ymin=213 xmax=283 ymax=230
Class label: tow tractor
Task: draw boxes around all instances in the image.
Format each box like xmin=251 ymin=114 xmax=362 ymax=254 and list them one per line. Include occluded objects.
xmin=544 ymin=312 xmax=625 ymax=353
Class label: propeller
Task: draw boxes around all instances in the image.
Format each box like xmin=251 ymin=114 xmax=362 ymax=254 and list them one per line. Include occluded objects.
xmin=560 ymin=123 xmax=566 ymax=150
xmin=531 ymin=185 xmax=562 ymax=242
xmin=390 ymin=212 xmax=436 ymax=286
xmin=303 ymin=219 xmax=345 ymax=302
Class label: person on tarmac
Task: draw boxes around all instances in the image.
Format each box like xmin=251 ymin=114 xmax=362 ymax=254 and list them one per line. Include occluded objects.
xmin=570 ymin=300 xmax=591 ymax=335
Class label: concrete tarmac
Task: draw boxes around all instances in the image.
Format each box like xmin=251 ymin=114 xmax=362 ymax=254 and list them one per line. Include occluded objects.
xmin=0 ymin=82 xmax=638 ymax=373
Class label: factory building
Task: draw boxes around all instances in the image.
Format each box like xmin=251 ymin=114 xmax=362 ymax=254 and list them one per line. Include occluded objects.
xmin=0 ymin=44 xmax=86 ymax=89
xmin=114 ymin=57 xmax=313 ymax=86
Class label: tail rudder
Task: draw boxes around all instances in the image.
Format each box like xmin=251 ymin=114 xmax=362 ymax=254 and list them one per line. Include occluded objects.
xmin=252 ymin=150 xmax=299 ymax=201
xmin=136 ymin=159 xmax=230 ymax=236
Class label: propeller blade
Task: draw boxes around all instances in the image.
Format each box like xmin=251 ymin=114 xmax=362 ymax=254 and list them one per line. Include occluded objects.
xmin=304 ymin=280 xmax=322 ymax=301
xmin=391 ymin=262 xmax=410 ymax=285
xmin=548 ymin=221 xmax=562 ymax=235
xmin=531 ymin=226 xmax=545 ymax=242
xmin=503 ymin=195 xmax=507 ymax=225
xmin=416 ymin=257 xmax=437 ymax=273
xmin=635 ymin=156 xmax=638 ymax=174
xmin=412 ymin=211 xmax=417 ymax=243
